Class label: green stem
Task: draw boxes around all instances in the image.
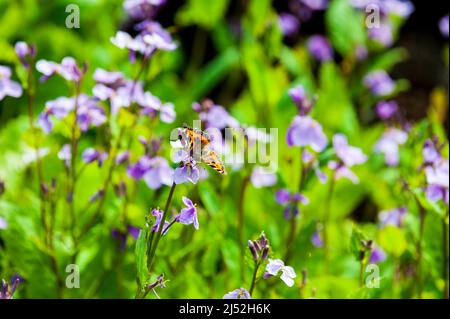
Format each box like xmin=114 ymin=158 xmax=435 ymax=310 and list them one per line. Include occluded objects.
xmin=416 ymin=204 xmax=426 ymax=298
xmin=237 ymin=176 xmax=250 ymax=280
xmin=442 ymin=212 xmax=449 ymax=299
xmin=249 ymin=261 xmax=261 ymax=296
xmin=323 ymin=176 xmax=335 ymax=274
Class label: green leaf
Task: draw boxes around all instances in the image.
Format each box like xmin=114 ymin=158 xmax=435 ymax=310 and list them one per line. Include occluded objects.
xmin=350 ymin=226 xmax=367 ymax=261
xmin=135 ymin=227 xmax=149 ymax=286
xmin=176 ymin=0 xmax=229 ymax=29
xmin=326 ymin=0 xmax=366 ymax=56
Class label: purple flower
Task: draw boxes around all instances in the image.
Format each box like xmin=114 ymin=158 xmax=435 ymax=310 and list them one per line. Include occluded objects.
xmin=76 ymin=95 xmax=107 ymax=132
xmin=422 ymin=139 xmax=441 ymax=166
xmin=127 ymin=156 xmax=152 ymax=180
xmin=425 ymin=160 xmax=449 ymax=204
xmin=15 ymin=41 xmax=35 ymax=68
xmin=369 ymin=246 xmax=387 ymax=264
xmin=150 ymin=209 xmax=170 ymax=234
xmin=58 ymin=144 xmax=72 ymax=168
xmin=311 ymin=230 xmax=323 ymax=248
xmin=376 ymin=101 xmax=398 ymax=120
xmin=333 ymin=134 xmax=367 ymax=167
xmin=124 ymin=0 xmax=167 ymax=20
xmin=250 ymin=166 xmax=277 ymax=188
xmin=439 ymin=15 xmax=449 ymax=38
xmin=173 ymin=160 xmax=200 ymax=185
xmin=329 ymin=134 xmax=367 ymax=184
xmin=368 ymin=21 xmax=394 ymax=47
xmin=374 ymin=128 xmax=408 ymax=166
xmin=36 ymin=57 xmax=83 ymax=83
xmin=300 ymin=0 xmax=328 ymax=10
xmin=264 ymin=258 xmax=296 ymax=287
xmin=279 ymin=13 xmax=300 ymax=37
xmin=0 ymin=274 xmax=23 ymax=299
xmin=286 ymin=116 xmax=328 ymax=152
xmin=142 ymin=156 xmax=174 ymax=190
xmin=307 ymin=35 xmax=333 ymax=62
xmin=175 ymin=197 xmax=199 ymax=229
xmin=223 ymin=288 xmax=251 ymax=299
xmin=82 ymin=148 xmax=108 ymax=167
xmin=275 ymin=189 xmax=309 ymax=219
xmin=111 ymin=225 xmax=140 ymax=251
xmin=0 ymin=65 xmax=22 ymax=101
xmin=379 ymin=207 xmax=407 ymax=228
xmin=115 ymin=151 xmax=130 ymax=165
xmin=0 ymin=217 xmax=7 ymax=230
xmin=381 ymin=0 xmax=414 ymax=18
xmin=288 ymin=85 xmax=315 ymax=116
xmin=364 ymin=70 xmax=395 ymax=97
xmin=302 ymin=149 xmax=327 ymax=183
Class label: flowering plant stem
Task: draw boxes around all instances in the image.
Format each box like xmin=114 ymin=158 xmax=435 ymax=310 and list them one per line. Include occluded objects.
xmin=443 ymin=210 xmax=449 ymax=299
xmin=249 ymin=260 xmax=261 ymax=296
xmin=323 ymin=176 xmax=335 ymax=274
xmin=284 ymin=148 xmax=306 ymax=263
xmin=237 ymin=175 xmax=250 ymax=280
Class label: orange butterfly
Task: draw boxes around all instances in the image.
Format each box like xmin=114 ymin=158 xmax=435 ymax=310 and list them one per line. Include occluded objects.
xmin=179 ymin=126 xmax=227 ymax=175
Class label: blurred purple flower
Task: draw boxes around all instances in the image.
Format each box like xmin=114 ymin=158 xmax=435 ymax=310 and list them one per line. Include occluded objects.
xmin=36 ymin=57 xmax=83 ymax=83
xmin=422 ymin=139 xmax=441 ymax=166
xmin=0 ymin=217 xmax=7 ymax=230
xmin=311 ymin=230 xmax=324 ymax=248
xmin=425 ymin=160 xmax=449 ymax=204
xmin=15 ymin=41 xmax=35 ymax=68
xmin=124 ymin=0 xmax=167 ymax=20
xmin=302 ymin=149 xmax=327 ymax=183
xmin=127 ymin=156 xmax=152 ymax=180
xmin=329 ymin=134 xmax=367 ymax=184
xmin=379 ymin=207 xmax=407 ymax=228
xmin=376 ymin=101 xmax=398 ymax=120
xmin=364 ymin=70 xmax=395 ymax=97
xmin=250 ymin=166 xmax=277 ymax=188
xmin=0 ymin=274 xmax=23 ymax=299
xmin=223 ymin=288 xmax=251 ymax=299
xmin=150 ymin=208 xmax=170 ymax=234
xmin=175 ymin=196 xmax=199 ymax=230
xmin=439 ymin=15 xmax=449 ymax=38
xmin=194 ymin=100 xmax=239 ymax=130
xmin=374 ymin=128 xmax=408 ymax=166
xmin=368 ymin=21 xmax=394 ymax=47
xmin=111 ymin=225 xmax=140 ymax=251
xmin=307 ymin=35 xmax=333 ymax=62
xmin=288 ymin=85 xmax=315 ymax=116
xmin=0 ymin=65 xmax=23 ymax=101
xmin=286 ymin=116 xmax=328 ymax=152
xmin=369 ymin=246 xmax=387 ymax=264
xmin=142 ymin=156 xmax=174 ymax=190
xmin=82 ymin=148 xmax=108 ymax=167
xmin=300 ymin=0 xmax=328 ymax=10
xmin=174 ymin=159 xmax=200 ymax=185
xmin=115 ymin=151 xmax=130 ymax=165
xmin=58 ymin=144 xmax=72 ymax=168
xmin=279 ymin=13 xmax=300 ymax=37
xmin=276 ymin=189 xmax=309 ymax=219
xmin=264 ymin=258 xmax=296 ymax=287
xmin=382 ymin=0 xmax=414 ymax=18
xmin=136 ymin=21 xmax=177 ymax=52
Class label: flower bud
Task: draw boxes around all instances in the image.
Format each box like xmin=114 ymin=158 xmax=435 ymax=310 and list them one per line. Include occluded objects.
xmin=248 ymin=240 xmax=259 ymax=261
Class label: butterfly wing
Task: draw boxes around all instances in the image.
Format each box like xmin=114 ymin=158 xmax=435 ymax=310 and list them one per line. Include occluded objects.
xmin=201 ymin=147 xmax=227 ymax=175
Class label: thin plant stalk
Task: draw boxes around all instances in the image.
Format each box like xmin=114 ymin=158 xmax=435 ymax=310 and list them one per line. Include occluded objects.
xmin=249 ymin=260 xmax=261 ymax=296
xmin=237 ymin=175 xmax=250 ymax=280
xmin=442 ymin=209 xmax=449 ymax=299
xmin=323 ymin=175 xmax=335 ymax=274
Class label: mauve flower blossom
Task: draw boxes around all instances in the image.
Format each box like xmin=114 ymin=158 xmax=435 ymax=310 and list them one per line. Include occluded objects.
xmin=364 ymin=70 xmax=395 ymax=97
xmin=374 ymin=128 xmax=408 ymax=166
xmin=311 ymin=230 xmax=323 ymax=248
xmin=425 ymin=159 xmax=449 ymax=204
xmin=250 ymin=166 xmax=277 ymax=188
xmin=307 ymin=35 xmax=333 ymax=62
xmin=124 ymin=0 xmax=167 ymax=20
xmin=36 ymin=57 xmax=83 ymax=83
xmin=379 ymin=207 xmax=407 ymax=228
xmin=264 ymin=258 xmax=297 ymax=287
xmin=279 ymin=13 xmax=300 ymax=37
xmin=0 ymin=65 xmax=22 ymax=101
xmin=376 ymin=101 xmax=398 ymax=120
xmin=138 ymin=92 xmax=176 ymax=123
xmin=368 ymin=21 xmax=394 ymax=47
xmin=82 ymin=148 xmax=108 ymax=167
xmin=329 ymin=134 xmax=367 ymax=184
xmin=142 ymin=156 xmax=174 ymax=190
xmin=286 ymin=116 xmax=328 ymax=152
xmin=300 ymin=0 xmax=328 ymax=10
xmin=174 ymin=160 xmax=200 ymax=185
xmin=15 ymin=41 xmax=35 ymax=68
xmin=0 ymin=274 xmax=23 ymax=299
xmin=112 ymin=225 xmax=140 ymax=251
xmin=439 ymin=15 xmax=449 ymax=38
xmin=223 ymin=288 xmax=251 ymax=299
xmin=115 ymin=151 xmax=130 ymax=165
xmin=302 ymin=149 xmax=327 ymax=183
xmin=0 ymin=217 xmax=7 ymax=230
xmin=275 ymin=189 xmax=309 ymax=219
xmin=369 ymin=246 xmax=387 ymax=264
xmin=58 ymin=144 xmax=72 ymax=168
xmin=175 ymin=196 xmax=199 ymax=229
xmin=288 ymin=85 xmax=315 ymax=116
xmin=422 ymin=139 xmax=441 ymax=166
xmin=138 ymin=21 xmax=177 ymax=52
xmin=382 ymin=0 xmax=414 ymax=18
xmin=150 ymin=209 xmax=170 ymax=234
